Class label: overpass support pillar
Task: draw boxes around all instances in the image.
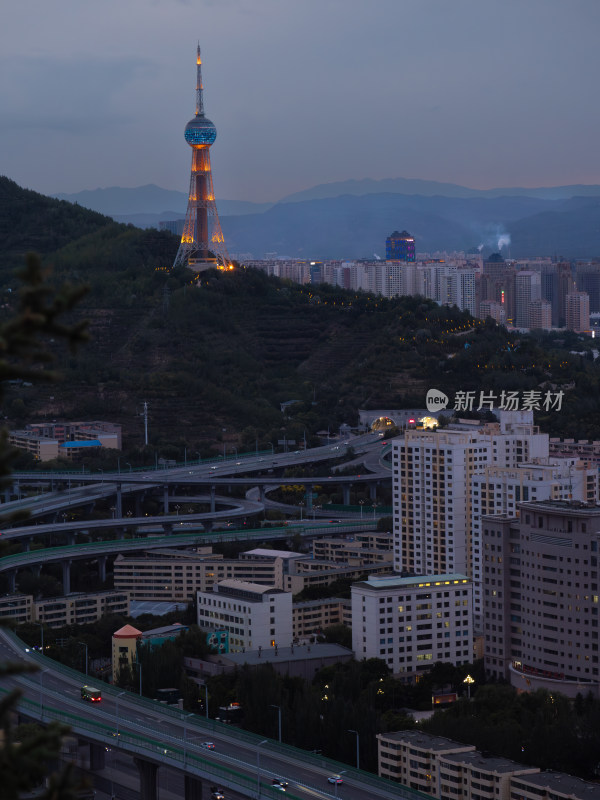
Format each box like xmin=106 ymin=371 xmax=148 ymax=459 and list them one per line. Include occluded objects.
xmin=116 ymin=484 xmax=123 ymax=518
xmin=259 ymin=485 xmax=266 ymax=502
xmin=62 ymin=560 xmax=72 ymax=595
xmin=133 ymin=757 xmax=158 ymax=800
xmin=184 ymin=775 xmax=203 ymax=800
xmin=89 ymin=742 xmax=105 ymax=770
xmin=369 ymin=484 xmax=377 ymax=501
xmin=98 ymin=556 xmax=107 ymax=583
xmin=306 ymin=484 xmax=313 ymax=510
xmin=67 ymin=532 xmax=76 ymax=546
xmin=23 ymin=538 xmax=31 ymax=552
xmin=210 ymin=485 xmax=216 ymax=514
xmin=117 ymin=528 xmax=125 ymax=540
xmin=163 ymin=485 xmax=169 ymax=514
xmin=135 ymin=493 xmax=143 ymax=516
xmin=3 ymin=487 xmax=11 ymax=503
xmin=203 ymin=519 xmax=213 ymax=532
xmin=7 ymin=571 xmax=16 ymax=592
xmin=163 ymin=523 xmax=173 ymax=536
xmin=342 ymin=483 xmax=351 ymax=506
xmin=32 ymin=563 xmax=41 ymax=577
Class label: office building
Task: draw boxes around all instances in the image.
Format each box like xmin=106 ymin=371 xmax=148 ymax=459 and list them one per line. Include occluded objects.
xmin=351 ymin=573 xmax=473 ymax=677
xmin=197 ymin=579 xmax=292 ymax=653
xmin=386 ymin=230 xmax=416 ymax=262
xmin=471 ymin=460 xmax=598 ymax=627
xmin=482 ymin=501 xmax=600 ymax=697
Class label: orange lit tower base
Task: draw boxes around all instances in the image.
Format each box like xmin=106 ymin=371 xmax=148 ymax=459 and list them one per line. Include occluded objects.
xmin=173 ymin=45 xmax=232 ymax=271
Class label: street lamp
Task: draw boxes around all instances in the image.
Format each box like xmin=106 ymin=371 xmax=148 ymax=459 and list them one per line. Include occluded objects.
xmin=359 ymin=499 xmax=365 ymax=519
xmin=372 ymin=501 xmax=379 ymax=520
xmin=348 ymin=729 xmax=360 ymax=769
xmin=201 ymin=683 xmax=209 ymax=719
xmin=32 ymin=621 xmax=44 ymax=653
xmin=115 ymin=690 xmax=126 ymax=737
xmin=39 ymin=668 xmax=49 ymax=719
xmin=256 ymin=739 xmax=268 ymax=798
xmin=136 ymin=660 xmax=142 ymax=696
xmin=334 ymin=769 xmax=347 ymax=799
xmin=78 ymin=641 xmax=88 ymax=675
xmin=182 ymin=712 xmax=194 ymax=766
xmin=99 ymin=468 xmax=104 ymax=483
xmin=463 ymin=674 xmax=475 ymax=700
xmin=299 ymin=500 xmax=304 ymax=521
xmin=270 ymin=704 xmax=282 ymax=743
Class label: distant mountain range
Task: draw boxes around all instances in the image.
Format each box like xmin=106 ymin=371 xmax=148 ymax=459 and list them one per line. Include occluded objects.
xmin=52 ymin=179 xmax=600 ymax=260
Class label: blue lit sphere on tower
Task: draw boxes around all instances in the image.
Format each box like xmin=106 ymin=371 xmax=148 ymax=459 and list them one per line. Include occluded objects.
xmin=184 ymin=116 xmax=217 ymax=146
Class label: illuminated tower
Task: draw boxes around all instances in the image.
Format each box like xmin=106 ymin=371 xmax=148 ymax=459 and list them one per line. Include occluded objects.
xmin=174 ymin=45 xmax=232 ymax=271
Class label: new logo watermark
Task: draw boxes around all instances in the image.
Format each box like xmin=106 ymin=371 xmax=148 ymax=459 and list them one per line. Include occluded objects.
xmin=426 ymin=389 xmax=564 ymax=414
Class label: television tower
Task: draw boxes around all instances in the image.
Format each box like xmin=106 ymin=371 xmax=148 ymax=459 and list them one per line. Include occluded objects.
xmin=173 ymin=45 xmax=232 ymax=271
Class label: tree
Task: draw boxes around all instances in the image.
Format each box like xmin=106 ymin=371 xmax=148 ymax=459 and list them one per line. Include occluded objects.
xmin=0 ymin=253 xmax=89 ymax=798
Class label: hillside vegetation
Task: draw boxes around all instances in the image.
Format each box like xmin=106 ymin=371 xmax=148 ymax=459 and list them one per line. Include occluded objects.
xmin=1 ymin=177 xmax=599 ymax=460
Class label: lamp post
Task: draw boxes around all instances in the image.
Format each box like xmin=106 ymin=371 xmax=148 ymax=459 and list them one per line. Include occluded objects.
xmin=78 ymin=641 xmax=88 ymax=675
xmin=359 ymin=499 xmax=364 ymax=519
xmin=115 ymin=690 xmax=126 ymax=737
xmin=136 ymin=660 xmax=142 ymax=696
xmin=183 ymin=712 xmax=194 ymax=766
xmin=372 ymin=501 xmax=379 ymax=520
xmin=270 ymin=704 xmax=282 ymax=743
xmin=99 ymin=468 xmax=104 ymax=483
xmin=257 ymin=739 xmax=268 ymax=798
xmin=126 ymin=462 xmax=132 ymax=473
xmin=348 ymin=729 xmax=360 ymax=770
xmin=463 ymin=674 xmax=475 ymax=700
xmin=32 ymin=621 xmax=44 ymax=654
xmin=39 ymin=668 xmax=49 ymax=719
xmin=334 ymin=769 xmax=347 ymax=799
xmin=299 ymin=500 xmax=304 ymax=521
xmin=202 ymin=683 xmax=209 ymax=719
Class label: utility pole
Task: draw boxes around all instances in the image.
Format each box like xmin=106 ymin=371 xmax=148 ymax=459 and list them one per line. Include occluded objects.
xmin=143 ymin=401 xmax=149 ymax=446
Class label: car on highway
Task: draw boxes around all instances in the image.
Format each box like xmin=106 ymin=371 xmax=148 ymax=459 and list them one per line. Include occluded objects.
xmin=271 ymin=779 xmax=288 ymax=791
xmin=201 ymin=741 xmax=215 ymax=750
xmin=210 ymin=788 xmax=225 ymax=800
xmin=328 ymin=775 xmax=344 ymax=785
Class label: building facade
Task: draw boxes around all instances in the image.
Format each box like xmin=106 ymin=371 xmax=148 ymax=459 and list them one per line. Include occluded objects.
xmin=482 ymin=501 xmax=600 ymax=697
xmin=197 ymin=580 xmax=293 ymax=653
xmin=351 ymin=574 xmax=473 ymax=678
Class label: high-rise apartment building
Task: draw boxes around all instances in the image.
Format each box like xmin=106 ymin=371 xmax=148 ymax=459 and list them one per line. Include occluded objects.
xmin=471 ymin=460 xmax=598 ymax=627
xmin=483 ymin=501 xmax=600 ymax=698
xmin=393 ymin=412 xmax=548 ymax=579
xmin=575 ymin=263 xmax=600 ymax=313
xmin=528 ymin=299 xmax=552 ymax=330
xmin=515 ymin=271 xmax=542 ymax=328
xmin=565 ymin=290 xmax=590 ymax=332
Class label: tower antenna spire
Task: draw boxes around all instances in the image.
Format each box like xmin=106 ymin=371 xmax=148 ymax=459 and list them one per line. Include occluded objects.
xmin=173 ymin=44 xmax=232 ymax=272
xmin=195 ymin=43 xmax=204 ymax=118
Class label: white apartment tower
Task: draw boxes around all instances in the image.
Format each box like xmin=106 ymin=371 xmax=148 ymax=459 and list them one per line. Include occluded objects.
xmin=393 ymin=412 xmax=549 ymax=622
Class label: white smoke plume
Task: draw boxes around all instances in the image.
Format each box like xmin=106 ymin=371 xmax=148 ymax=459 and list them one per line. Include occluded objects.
xmin=497 ymin=234 xmax=511 ymax=250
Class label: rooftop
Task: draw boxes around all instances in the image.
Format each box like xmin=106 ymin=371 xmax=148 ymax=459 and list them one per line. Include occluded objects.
xmin=214 ymin=643 xmax=353 ymax=667
xmin=354 ymin=573 xmax=470 ymax=591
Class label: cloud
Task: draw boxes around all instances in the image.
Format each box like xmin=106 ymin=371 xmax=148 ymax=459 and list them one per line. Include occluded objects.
xmin=0 ymin=55 xmax=153 ymax=134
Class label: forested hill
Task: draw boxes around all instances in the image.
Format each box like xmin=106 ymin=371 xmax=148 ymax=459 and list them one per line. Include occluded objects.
xmin=1 ymin=178 xmax=599 ymax=457
xmin=0 ymin=176 xmax=117 ymax=273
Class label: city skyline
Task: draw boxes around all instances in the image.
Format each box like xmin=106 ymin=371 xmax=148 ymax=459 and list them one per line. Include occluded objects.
xmin=1 ymin=0 xmax=600 ymax=202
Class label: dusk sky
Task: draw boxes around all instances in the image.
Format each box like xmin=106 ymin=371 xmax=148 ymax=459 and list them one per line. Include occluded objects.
xmin=2 ymin=0 xmax=599 ymax=203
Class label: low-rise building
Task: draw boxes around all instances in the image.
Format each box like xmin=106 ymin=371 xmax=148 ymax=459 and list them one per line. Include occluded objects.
xmin=352 ymin=574 xmax=473 ymax=678
xmin=197 ymin=580 xmax=293 ymax=653
xmin=0 ymin=590 xmax=128 ymax=627
xmin=292 ymin=597 xmax=351 ymax=641
xmin=377 ymin=731 xmax=600 ymax=800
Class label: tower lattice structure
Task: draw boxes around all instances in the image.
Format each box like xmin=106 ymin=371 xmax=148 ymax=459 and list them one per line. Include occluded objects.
xmin=173 ymin=45 xmax=232 ymax=271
